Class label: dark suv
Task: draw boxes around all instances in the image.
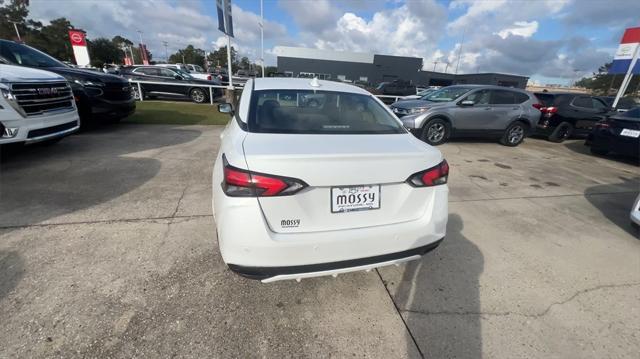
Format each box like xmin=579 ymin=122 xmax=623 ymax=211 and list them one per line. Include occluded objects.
xmin=374 ymin=80 xmax=416 ymax=96
xmin=0 ymin=39 xmax=135 ymax=125
xmin=119 ymin=66 xmax=221 ymax=103
xmin=534 ymin=92 xmax=611 ymax=142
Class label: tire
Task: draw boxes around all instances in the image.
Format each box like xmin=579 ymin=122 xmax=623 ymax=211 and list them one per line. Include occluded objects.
xmin=500 ymin=121 xmax=527 ymax=147
xmin=590 ymin=146 xmax=608 ymax=156
xmin=190 ymin=88 xmax=208 ymax=103
xmin=548 ymin=122 xmax=573 ymax=143
xmin=421 ymin=118 xmax=451 ymax=146
xmin=132 ymin=86 xmax=144 ymax=100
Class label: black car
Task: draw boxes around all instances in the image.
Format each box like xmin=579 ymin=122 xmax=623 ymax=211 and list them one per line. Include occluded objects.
xmin=120 ymin=66 xmax=221 ymax=103
xmin=534 ymin=92 xmax=611 ymax=142
xmin=597 ymin=96 xmax=640 ymax=112
xmin=586 ymin=107 xmax=640 ymax=159
xmin=0 ymin=39 xmax=135 ymax=125
xmin=374 ymin=80 xmax=416 ymax=96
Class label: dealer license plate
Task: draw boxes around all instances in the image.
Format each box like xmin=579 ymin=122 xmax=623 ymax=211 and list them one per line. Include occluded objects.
xmin=331 ymin=185 xmax=380 ymax=213
xmin=620 ymin=129 xmax=640 ymax=138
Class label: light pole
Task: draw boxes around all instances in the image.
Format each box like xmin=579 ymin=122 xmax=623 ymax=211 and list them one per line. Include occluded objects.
xmin=455 ymin=28 xmax=466 ymax=74
xmin=136 ymin=30 xmax=144 ymax=45
xmin=260 ymin=0 xmax=265 ymax=77
xmin=162 ymin=41 xmax=169 ymax=62
xmin=444 ymin=62 xmax=450 ymax=73
xmin=432 ymin=61 xmax=439 ymax=72
xmin=9 ymin=20 xmax=21 ymax=41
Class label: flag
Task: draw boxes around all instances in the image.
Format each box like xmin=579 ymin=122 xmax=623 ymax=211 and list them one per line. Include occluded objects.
xmin=216 ymin=0 xmax=234 ymax=37
xmin=609 ymin=27 xmax=640 ymax=75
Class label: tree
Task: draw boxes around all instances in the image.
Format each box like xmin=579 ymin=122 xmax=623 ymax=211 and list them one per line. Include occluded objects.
xmin=207 ymin=45 xmax=238 ymax=71
xmin=168 ymin=44 xmax=205 ymax=66
xmin=239 ymin=56 xmax=251 ymax=70
xmin=88 ymin=37 xmax=122 ymax=67
xmin=34 ymin=18 xmax=74 ymax=62
xmin=575 ymin=62 xmax=640 ymax=96
xmin=0 ymin=0 xmax=28 ymax=41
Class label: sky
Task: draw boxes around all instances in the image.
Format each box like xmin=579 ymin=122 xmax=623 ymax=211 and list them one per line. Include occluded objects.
xmin=27 ymin=0 xmax=640 ymax=85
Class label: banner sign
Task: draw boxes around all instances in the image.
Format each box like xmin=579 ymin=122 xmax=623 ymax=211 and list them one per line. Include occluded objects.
xmin=216 ymin=0 xmax=234 ymax=37
xmin=609 ymin=27 xmax=640 ymax=75
xmin=139 ymin=43 xmax=150 ymax=65
xmin=68 ymin=30 xmax=90 ymax=67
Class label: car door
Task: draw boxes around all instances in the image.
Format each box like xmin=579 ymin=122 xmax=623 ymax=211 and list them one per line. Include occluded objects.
xmin=132 ymin=67 xmax=163 ymax=94
xmin=569 ymin=96 xmax=601 ymax=132
xmin=156 ymin=68 xmax=188 ymax=97
xmin=450 ymin=89 xmax=492 ymax=131
xmin=488 ymin=90 xmax=520 ymax=130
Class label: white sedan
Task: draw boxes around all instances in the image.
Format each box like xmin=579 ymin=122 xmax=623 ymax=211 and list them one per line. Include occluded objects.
xmin=212 ymin=78 xmax=449 ymax=282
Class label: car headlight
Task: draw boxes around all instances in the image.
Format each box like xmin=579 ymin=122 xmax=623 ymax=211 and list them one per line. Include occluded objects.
xmin=74 ymin=79 xmax=105 ymax=87
xmin=0 ymin=82 xmax=27 ymax=117
xmin=409 ymin=107 xmax=429 ymax=114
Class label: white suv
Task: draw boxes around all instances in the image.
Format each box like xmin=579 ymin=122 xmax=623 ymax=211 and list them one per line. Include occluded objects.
xmin=212 ymin=78 xmax=448 ymax=282
xmin=1 ymin=64 xmax=80 ymax=145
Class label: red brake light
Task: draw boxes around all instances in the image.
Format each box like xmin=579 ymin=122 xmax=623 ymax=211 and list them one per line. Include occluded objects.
xmin=542 ymin=106 xmax=557 ymax=114
xmin=595 ymin=121 xmax=610 ymax=129
xmin=532 ymin=103 xmax=543 ymax=110
xmin=222 ymin=155 xmax=307 ymax=197
xmin=207 ymin=75 xmax=212 ymax=81
xmin=408 ymin=160 xmax=449 ymax=187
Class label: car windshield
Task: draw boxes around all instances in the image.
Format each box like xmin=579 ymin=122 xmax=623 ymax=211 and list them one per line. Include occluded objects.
xmin=375 ymin=82 xmax=388 ymax=90
xmin=0 ymin=40 xmax=66 ymax=68
xmin=191 ymin=65 xmax=205 ymax=73
xmin=174 ymin=69 xmax=193 ymax=79
xmin=249 ymin=90 xmax=405 ymax=134
xmin=418 ymin=90 xmax=436 ymax=99
xmin=424 ymin=87 xmax=472 ymax=102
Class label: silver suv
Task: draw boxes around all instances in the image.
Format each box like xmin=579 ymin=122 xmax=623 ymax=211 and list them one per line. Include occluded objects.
xmin=390 ymin=85 xmax=541 ymax=146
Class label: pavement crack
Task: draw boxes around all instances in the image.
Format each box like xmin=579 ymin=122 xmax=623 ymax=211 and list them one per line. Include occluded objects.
xmin=400 ymin=282 xmax=640 ymax=319
xmin=170 ymin=185 xmax=189 ymax=219
xmin=0 ymin=214 xmax=212 ymax=230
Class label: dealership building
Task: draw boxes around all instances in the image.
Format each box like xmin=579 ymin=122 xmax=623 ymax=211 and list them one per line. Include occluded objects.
xmin=274 ymin=46 xmax=529 ymax=89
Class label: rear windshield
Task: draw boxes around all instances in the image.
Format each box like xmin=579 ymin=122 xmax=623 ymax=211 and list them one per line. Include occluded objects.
xmin=535 ymin=93 xmax=556 ymax=106
xmin=248 ymin=90 xmax=405 ymax=134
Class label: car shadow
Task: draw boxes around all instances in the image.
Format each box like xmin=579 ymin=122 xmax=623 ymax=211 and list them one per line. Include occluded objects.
xmin=564 ymin=140 xmax=640 ymax=166
xmin=584 ymin=178 xmax=640 ymax=238
xmin=394 ymin=214 xmax=484 ymax=358
xmin=0 ymin=250 xmax=24 ymax=303
xmin=0 ymin=124 xmax=202 ymax=228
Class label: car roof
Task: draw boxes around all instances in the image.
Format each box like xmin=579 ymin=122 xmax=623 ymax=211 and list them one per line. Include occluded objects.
xmin=252 ymin=78 xmax=371 ymax=95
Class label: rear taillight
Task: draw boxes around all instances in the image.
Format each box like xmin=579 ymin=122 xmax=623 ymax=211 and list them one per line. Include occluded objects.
xmin=532 ymin=103 xmax=543 ymax=110
xmin=595 ymin=121 xmax=610 ymax=129
xmin=407 ymin=160 xmax=449 ymax=187
xmin=222 ymin=155 xmax=307 ymax=197
xmin=207 ymin=75 xmax=212 ymax=81
xmin=541 ymin=106 xmax=557 ymax=114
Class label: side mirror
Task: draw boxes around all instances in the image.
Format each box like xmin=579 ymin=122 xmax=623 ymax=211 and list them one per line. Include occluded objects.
xmin=460 ymin=100 xmax=475 ymax=106
xmin=218 ymin=103 xmax=233 ymax=114
xmin=174 ymin=75 xmax=183 ymax=80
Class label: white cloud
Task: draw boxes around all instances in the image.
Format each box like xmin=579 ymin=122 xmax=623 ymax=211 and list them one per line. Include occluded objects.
xmin=496 ymin=21 xmax=539 ymax=39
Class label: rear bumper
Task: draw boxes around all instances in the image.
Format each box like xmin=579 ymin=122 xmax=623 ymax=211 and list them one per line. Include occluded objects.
xmin=229 ymin=238 xmax=443 ymax=282
xmin=587 ymin=131 xmax=640 ymax=157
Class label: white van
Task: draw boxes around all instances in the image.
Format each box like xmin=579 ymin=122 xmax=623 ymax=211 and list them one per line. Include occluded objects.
xmin=0 ymin=64 xmax=80 ymax=145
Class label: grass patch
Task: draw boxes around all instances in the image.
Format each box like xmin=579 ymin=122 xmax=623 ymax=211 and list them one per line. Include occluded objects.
xmin=124 ymin=101 xmax=230 ymax=125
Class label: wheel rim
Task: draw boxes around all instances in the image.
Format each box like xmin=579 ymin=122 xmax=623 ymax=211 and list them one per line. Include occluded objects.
xmin=427 ymin=123 xmax=445 ymax=142
xmin=192 ymin=90 xmax=205 ymax=102
xmin=560 ymin=125 xmax=570 ymax=139
xmin=508 ymin=125 xmax=524 ymax=144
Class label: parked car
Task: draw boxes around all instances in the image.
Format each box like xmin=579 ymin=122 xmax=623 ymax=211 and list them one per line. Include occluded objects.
xmin=390 ymin=85 xmax=541 ymax=146
xmin=534 ymin=92 xmax=611 ymax=142
xmin=157 ymin=63 xmax=213 ymax=81
xmin=585 ymin=107 xmax=640 ymax=159
xmin=0 ymin=64 xmax=80 ymax=145
xmin=120 ymin=65 xmax=221 ymax=103
xmin=0 ymin=39 xmax=135 ymax=126
xmin=212 ymin=78 xmax=448 ymax=282
xmin=597 ymin=96 xmax=639 ymax=112
xmin=374 ymin=79 xmax=416 ymax=96
xmin=631 ymin=194 xmax=640 ymax=228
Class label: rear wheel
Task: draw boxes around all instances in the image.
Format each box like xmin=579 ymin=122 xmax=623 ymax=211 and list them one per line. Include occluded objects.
xmin=500 ymin=121 xmax=527 ymax=146
xmin=421 ymin=118 xmax=450 ymax=146
xmin=548 ymin=122 xmax=573 ymax=143
xmin=190 ymin=88 xmax=208 ymax=103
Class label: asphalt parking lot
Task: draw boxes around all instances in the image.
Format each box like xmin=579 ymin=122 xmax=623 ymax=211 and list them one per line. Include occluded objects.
xmin=1 ymin=124 xmax=638 ymax=358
